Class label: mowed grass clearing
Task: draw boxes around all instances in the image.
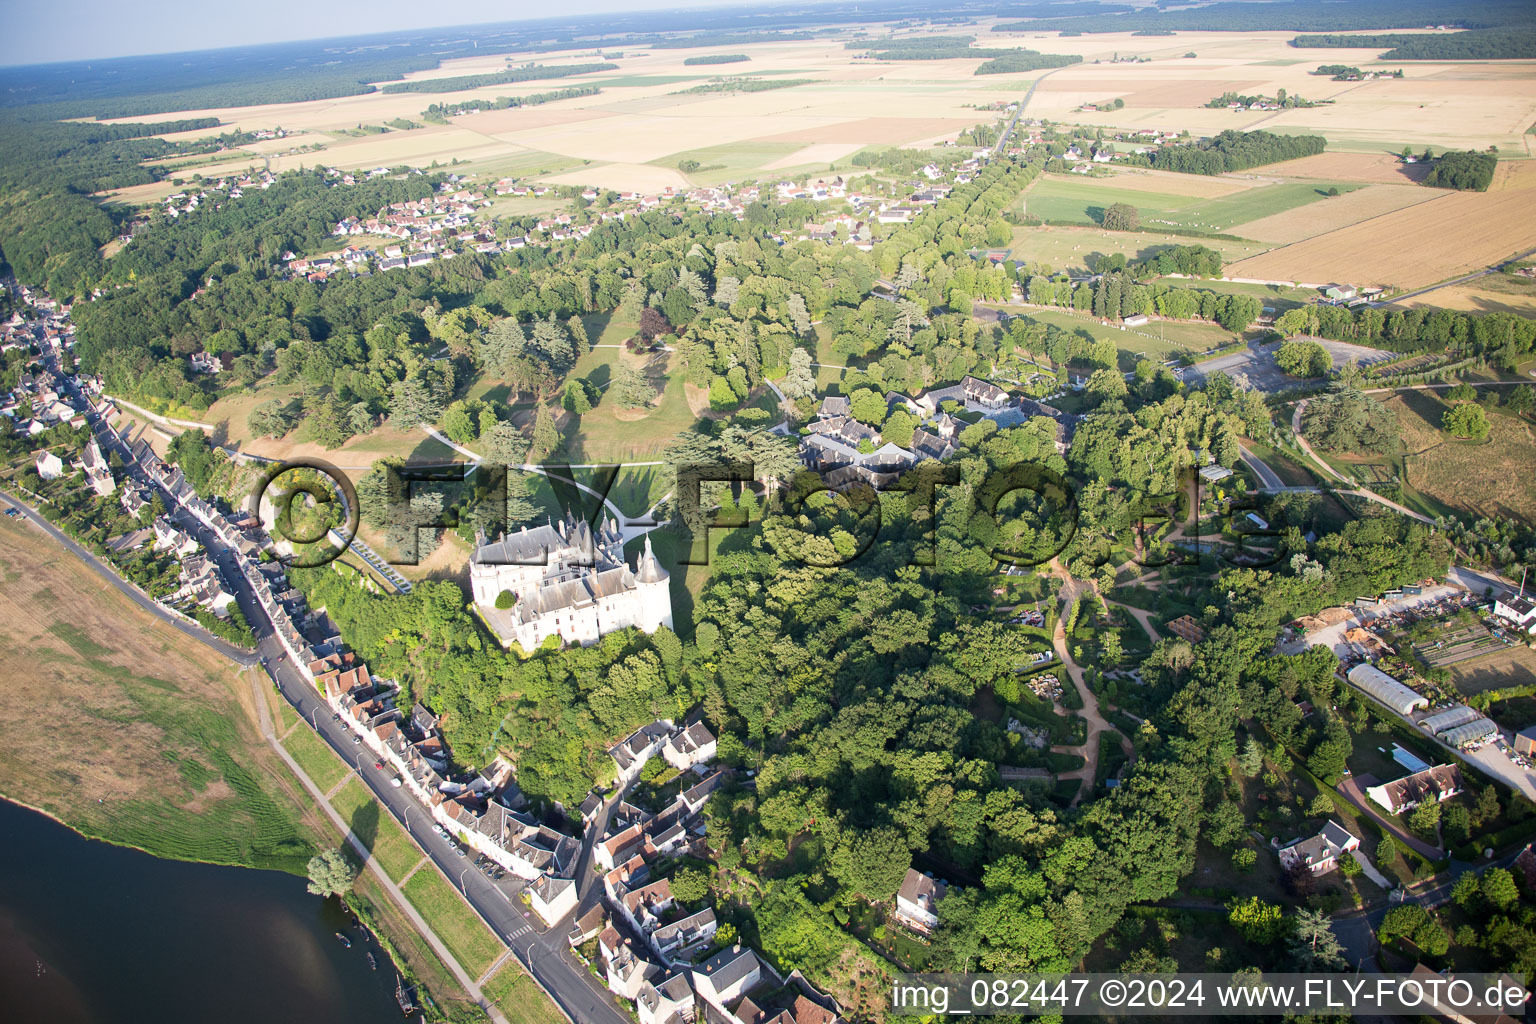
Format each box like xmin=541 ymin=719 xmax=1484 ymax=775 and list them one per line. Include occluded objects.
xmin=330 ymin=777 xmax=426 ymax=882
xmin=1023 ymin=174 xmax=1356 ymax=234
xmin=1007 ymin=306 xmax=1238 ymax=365
xmin=400 ymin=866 xmax=504 ymax=978
xmin=484 ymin=960 xmax=567 ymax=1024
xmin=282 ymin=722 xmax=350 ymax=793
xmin=0 ymin=512 xmax=318 ymax=872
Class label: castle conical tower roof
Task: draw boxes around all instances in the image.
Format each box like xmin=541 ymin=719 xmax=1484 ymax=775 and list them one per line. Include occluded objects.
xmin=636 ymin=534 xmax=668 ymax=584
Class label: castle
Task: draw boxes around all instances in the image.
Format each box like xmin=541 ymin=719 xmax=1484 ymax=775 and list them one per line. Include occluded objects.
xmin=470 ymin=514 xmax=672 ymax=651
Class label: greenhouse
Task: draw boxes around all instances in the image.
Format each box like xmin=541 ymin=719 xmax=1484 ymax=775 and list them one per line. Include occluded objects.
xmin=1346 ymin=664 xmax=1428 ymax=716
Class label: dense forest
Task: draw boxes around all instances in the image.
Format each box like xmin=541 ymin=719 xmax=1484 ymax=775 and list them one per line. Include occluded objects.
xmin=379 ymin=63 xmax=618 ymax=94
xmin=995 ymin=0 xmax=1535 ymax=34
xmin=1290 ymin=28 xmax=1536 ymax=60
xmin=1148 ymin=130 xmax=1326 ymax=175
xmin=682 ymin=54 xmax=750 ymax=65
xmin=420 ymin=86 xmax=602 ymax=121
xmin=975 ymin=50 xmax=1085 ymax=75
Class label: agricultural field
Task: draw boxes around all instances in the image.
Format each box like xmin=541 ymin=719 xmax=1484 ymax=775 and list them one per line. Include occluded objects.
xmin=1226 ymin=182 xmax=1438 ymax=244
xmin=1394 ymin=273 xmax=1536 ymax=319
xmin=1226 ymin=167 xmax=1536 ymax=291
xmin=1024 ymin=173 xmax=1357 ymax=233
xmin=1447 ymin=647 xmax=1536 ymax=695
xmin=1008 ymin=224 xmax=1267 ymax=273
xmin=0 ymin=512 xmax=318 ymax=872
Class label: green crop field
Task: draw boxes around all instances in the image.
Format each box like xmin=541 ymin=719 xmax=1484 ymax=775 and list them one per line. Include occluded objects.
xmin=400 ymin=867 xmax=504 ymax=978
xmin=282 ymin=724 xmax=349 ymax=793
xmin=330 ymin=777 xmax=425 ymax=881
xmin=1023 ymin=176 xmax=1358 ymax=234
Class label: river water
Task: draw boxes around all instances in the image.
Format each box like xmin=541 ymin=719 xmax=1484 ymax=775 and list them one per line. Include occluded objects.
xmin=0 ymin=798 xmax=411 ymax=1023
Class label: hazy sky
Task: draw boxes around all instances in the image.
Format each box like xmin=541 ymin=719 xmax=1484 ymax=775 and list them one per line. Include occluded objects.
xmin=9 ymin=0 xmax=752 ymax=65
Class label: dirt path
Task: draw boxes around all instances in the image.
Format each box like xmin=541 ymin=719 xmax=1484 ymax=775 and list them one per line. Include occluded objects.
xmin=1291 ymin=401 xmax=1437 ymax=525
xmin=1047 ymin=565 xmax=1133 ymax=805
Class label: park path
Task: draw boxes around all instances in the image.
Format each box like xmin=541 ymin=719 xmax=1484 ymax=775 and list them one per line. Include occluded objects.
xmin=1290 ymin=401 xmax=1438 ymax=525
xmin=1047 ymin=565 xmax=1133 ymax=805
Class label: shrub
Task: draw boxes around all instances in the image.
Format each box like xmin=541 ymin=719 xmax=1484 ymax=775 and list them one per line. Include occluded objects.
xmin=495 ymin=590 xmax=515 ymax=610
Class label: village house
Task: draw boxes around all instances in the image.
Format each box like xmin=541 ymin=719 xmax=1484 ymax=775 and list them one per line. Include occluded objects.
xmin=1367 ymin=763 xmax=1463 ymax=815
xmin=663 ymin=721 xmax=718 ymax=770
xmin=1279 ymin=820 xmax=1361 ymax=875
xmin=894 ymin=868 xmax=945 ymax=933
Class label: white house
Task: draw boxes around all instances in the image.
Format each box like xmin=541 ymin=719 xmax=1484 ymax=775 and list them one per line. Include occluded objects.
xmin=608 ymin=942 xmax=663 ymax=1000
xmin=637 ymin=973 xmax=695 ymax=1024
xmin=1493 ymin=594 xmax=1536 ymax=635
xmin=1278 ymin=820 xmax=1360 ymax=875
xmin=528 ymin=873 xmax=578 ymax=926
xmin=663 ymin=721 xmax=718 ymax=770
xmin=1367 ymin=763 xmax=1463 ymax=815
xmin=34 ymin=450 xmax=64 ymax=480
xmin=894 ymin=867 xmax=945 ymax=933
xmin=693 ymin=945 xmax=762 ymax=1010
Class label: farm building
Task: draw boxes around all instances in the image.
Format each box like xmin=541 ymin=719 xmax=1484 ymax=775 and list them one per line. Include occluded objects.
xmin=1123 ymin=314 xmax=1150 ymax=327
xmin=1367 ymin=763 xmax=1463 ymax=815
xmin=1346 ymin=663 xmax=1428 ymax=716
xmin=1515 ymin=725 xmax=1536 ymax=757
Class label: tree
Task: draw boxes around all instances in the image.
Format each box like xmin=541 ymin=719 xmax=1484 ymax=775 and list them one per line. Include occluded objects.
xmin=1376 ymin=835 xmax=1397 ymax=863
xmin=670 ymin=867 xmax=711 ymax=904
xmin=389 ymin=376 xmax=444 ymax=427
xmin=1506 ymin=384 xmax=1534 ymax=416
xmin=1481 ymin=867 xmax=1520 ymax=911
xmin=566 ymin=314 xmax=589 ymax=351
xmin=529 ymin=402 xmax=560 ymax=460
xmin=495 ymin=590 xmax=515 ymax=610
xmin=1303 ymin=388 xmax=1400 ymax=454
xmin=1443 ymin=402 xmax=1489 ymax=439
xmin=830 ymin=825 xmax=911 ymax=900
xmin=1237 ymin=736 xmax=1264 ymax=776
xmin=786 ymin=293 xmax=812 ymax=337
xmin=1277 ymin=339 xmax=1333 ymax=378
xmin=611 ymin=366 xmax=658 ymax=409
xmin=1290 ymin=907 xmax=1346 ymax=970
xmin=563 ymin=378 xmax=595 ymax=414
xmin=1101 ymin=203 xmax=1140 ymax=231
xmin=1085 ymin=367 xmax=1127 ymax=404
xmin=248 ymin=399 xmax=298 ymax=438
xmin=1228 ymin=896 xmax=1287 ymax=944
xmin=781 ymin=348 xmax=816 ymax=400
xmin=306 ymin=848 xmax=357 ymax=898
xmin=482 ymin=421 xmax=529 ymax=467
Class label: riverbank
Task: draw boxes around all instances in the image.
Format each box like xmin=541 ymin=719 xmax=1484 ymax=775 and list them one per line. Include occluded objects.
xmin=0 ymin=510 xmax=510 ymax=1022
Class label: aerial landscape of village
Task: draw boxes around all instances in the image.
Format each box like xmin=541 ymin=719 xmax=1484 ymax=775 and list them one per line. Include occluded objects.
xmin=3 ymin=0 xmax=1536 ymax=1021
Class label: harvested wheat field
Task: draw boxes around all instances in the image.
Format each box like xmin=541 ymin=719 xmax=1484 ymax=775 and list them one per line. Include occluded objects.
xmin=1101 ymin=167 xmax=1255 ymax=198
xmin=543 ymin=162 xmax=692 ymax=192
xmin=1257 ymin=152 xmax=1430 ymax=185
xmin=761 ymin=117 xmax=979 ymax=145
xmin=1227 ymin=183 xmax=1439 ymax=244
xmin=1393 ymin=279 xmax=1536 ymax=319
xmin=1226 ymin=182 xmax=1536 ymax=290
xmin=764 ymin=143 xmax=864 ymax=169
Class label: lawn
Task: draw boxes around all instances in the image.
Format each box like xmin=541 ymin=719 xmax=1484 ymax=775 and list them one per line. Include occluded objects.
xmin=0 ymin=512 xmax=317 ymax=874
xmin=566 ymin=348 xmax=701 ymax=463
xmin=484 ymin=959 xmax=566 ymax=1024
xmin=400 ymin=866 xmax=505 ymax=979
xmin=1022 ymin=176 xmax=1355 ymax=234
xmin=282 ymin=723 xmax=350 ymax=793
xmin=330 ymin=777 xmax=426 ymax=882
xmin=1005 ymin=306 xmax=1237 ymax=365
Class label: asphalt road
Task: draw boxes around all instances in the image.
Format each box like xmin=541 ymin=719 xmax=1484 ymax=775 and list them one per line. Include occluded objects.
xmin=43 ymin=343 xmax=629 ymax=1024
